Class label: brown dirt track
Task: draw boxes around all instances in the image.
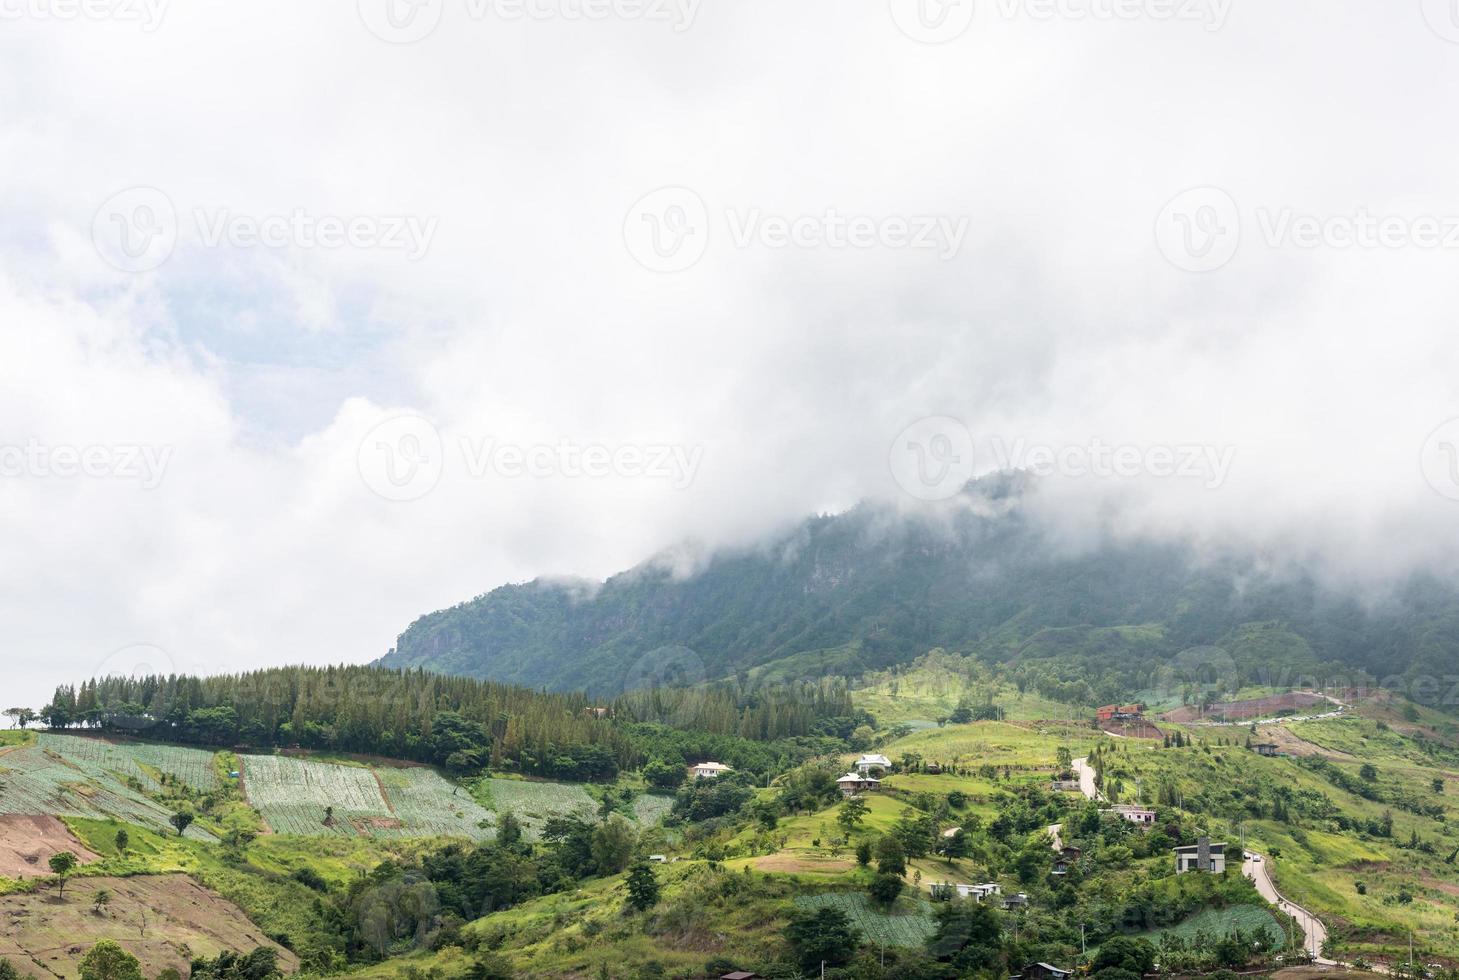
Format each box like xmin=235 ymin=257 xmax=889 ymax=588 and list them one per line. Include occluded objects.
xmin=0 ymin=815 xmax=100 ymax=879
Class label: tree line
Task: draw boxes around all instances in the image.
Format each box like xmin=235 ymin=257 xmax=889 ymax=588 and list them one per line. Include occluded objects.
xmin=32 ymin=665 xmax=861 ymax=781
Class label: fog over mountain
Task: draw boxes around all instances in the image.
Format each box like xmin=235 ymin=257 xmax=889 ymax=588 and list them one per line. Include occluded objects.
xmin=5 ymin=1 xmax=1459 ymax=710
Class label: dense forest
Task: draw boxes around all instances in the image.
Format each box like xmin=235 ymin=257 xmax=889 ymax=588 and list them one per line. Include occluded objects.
xmin=35 ymin=666 xmax=861 ymax=781
xmin=380 ymin=478 xmax=1459 ymax=707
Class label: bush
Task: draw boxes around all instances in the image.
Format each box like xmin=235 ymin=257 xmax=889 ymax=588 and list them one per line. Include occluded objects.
xmin=869 ymin=872 xmax=904 ymax=906
xmin=291 ymin=867 xmax=328 ymax=892
xmin=1091 ymin=936 xmax=1156 ymax=976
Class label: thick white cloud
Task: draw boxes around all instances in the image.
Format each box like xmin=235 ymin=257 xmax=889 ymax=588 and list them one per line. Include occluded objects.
xmin=3 ymin=0 xmax=1459 ymax=709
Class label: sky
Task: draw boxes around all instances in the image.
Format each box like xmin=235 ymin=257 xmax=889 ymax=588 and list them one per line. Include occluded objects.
xmin=4 ymin=0 xmax=1459 ymax=711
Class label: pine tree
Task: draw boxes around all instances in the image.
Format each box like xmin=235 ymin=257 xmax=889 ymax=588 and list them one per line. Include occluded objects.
xmin=625 ymin=861 xmax=659 ymax=912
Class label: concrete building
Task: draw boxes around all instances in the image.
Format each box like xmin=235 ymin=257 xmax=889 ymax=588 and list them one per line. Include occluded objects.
xmin=1174 ymin=836 xmax=1227 ymax=874
xmin=1107 ymin=804 xmax=1158 ymax=826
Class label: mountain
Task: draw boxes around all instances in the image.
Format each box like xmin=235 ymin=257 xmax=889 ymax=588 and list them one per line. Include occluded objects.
xmin=378 ymin=476 xmax=1459 ymax=705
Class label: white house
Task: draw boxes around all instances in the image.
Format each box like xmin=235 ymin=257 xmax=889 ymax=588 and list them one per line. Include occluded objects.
xmin=689 ymin=762 xmax=732 ymax=779
xmin=856 ymin=753 xmax=892 ymax=775
xmin=836 ymin=772 xmax=880 ymax=797
xmin=1106 ymin=804 xmax=1157 ymax=827
xmin=1174 ymin=837 xmax=1227 ymax=874
xmin=935 ymin=882 xmax=1001 ymax=902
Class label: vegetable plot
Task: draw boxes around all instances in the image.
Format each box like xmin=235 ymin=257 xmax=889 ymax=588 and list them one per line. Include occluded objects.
xmin=793 ymin=893 xmax=937 ymax=947
xmin=478 ymin=778 xmax=595 ymax=840
xmin=375 ymin=766 xmax=494 ymax=840
xmin=38 ymin=734 xmax=218 ymax=792
xmin=239 ymin=755 xmax=392 ymax=836
xmin=0 ymin=744 xmax=209 ymax=839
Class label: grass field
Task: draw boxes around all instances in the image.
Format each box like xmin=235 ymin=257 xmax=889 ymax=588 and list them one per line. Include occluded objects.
xmin=879 ymin=720 xmax=1105 ymax=771
xmin=793 ymin=892 xmax=938 ymax=947
xmin=346 ymin=862 xmax=800 ymax=979
xmin=854 ymin=658 xmax=1091 ymax=726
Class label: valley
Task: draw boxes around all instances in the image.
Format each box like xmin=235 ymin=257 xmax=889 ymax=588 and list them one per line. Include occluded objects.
xmin=3 ymin=657 xmax=1456 ymax=978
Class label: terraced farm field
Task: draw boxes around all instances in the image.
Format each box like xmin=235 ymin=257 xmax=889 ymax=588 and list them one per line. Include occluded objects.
xmin=0 ymin=743 xmax=209 ymax=839
xmin=480 ymin=778 xmax=595 ymax=840
xmin=1130 ymin=903 xmax=1288 ymax=945
xmin=631 ymin=792 xmax=673 ymax=827
xmin=242 ymin=755 xmax=502 ymax=840
xmin=793 ymin=892 xmax=937 ymax=947
xmin=38 ymin=734 xmax=218 ymax=792
xmin=240 ymin=755 xmax=395 ymax=836
xmin=376 ymin=766 xmax=494 ymax=840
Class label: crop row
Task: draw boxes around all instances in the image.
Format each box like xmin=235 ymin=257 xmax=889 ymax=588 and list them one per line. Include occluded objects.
xmin=38 ymin=734 xmax=218 ymax=792
xmin=631 ymin=792 xmax=674 ymax=827
xmin=479 ymin=777 xmax=596 ymax=840
xmin=240 ymin=755 xmax=391 ymax=836
xmin=0 ymin=744 xmax=209 ymax=839
xmin=793 ymin=893 xmax=937 ymax=948
xmin=374 ymin=767 xmax=495 ymax=840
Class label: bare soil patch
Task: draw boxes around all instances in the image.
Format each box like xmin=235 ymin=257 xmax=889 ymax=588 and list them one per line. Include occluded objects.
xmin=0 ymin=815 xmax=100 ymax=879
xmin=1261 ymin=726 xmax=1354 ymax=759
xmin=1099 ymin=719 xmax=1164 ymax=739
xmin=0 ymin=873 xmax=297 ymax=978
xmin=1161 ymin=691 xmax=1330 ymax=723
xmin=751 ymin=853 xmax=854 ymax=874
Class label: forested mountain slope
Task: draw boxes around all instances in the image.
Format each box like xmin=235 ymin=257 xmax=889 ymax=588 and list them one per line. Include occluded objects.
xmin=379 ymin=478 xmax=1459 ymax=704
